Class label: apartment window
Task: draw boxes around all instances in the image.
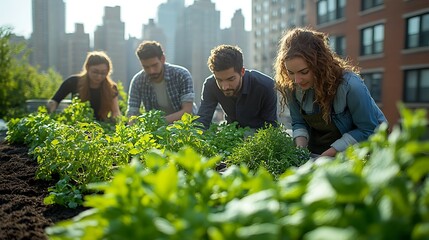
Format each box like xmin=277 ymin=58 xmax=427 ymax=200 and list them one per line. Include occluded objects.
xmin=361 ymin=72 xmax=383 ymax=102
xmin=264 ymin=28 xmax=269 ymax=35
xmin=317 ymin=0 xmax=346 ymax=25
xmin=289 ymin=1 xmax=296 ymax=12
xmin=361 ymin=0 xmax=383 ymax=11
xmin=263 ymin=1 xmax=269 ymax=9
xmin=329 ymin=35 xmax=346 ymax=57
xmin=301 ymin=14 xmax=307 ymax=26
xmin=288 ymin=18 xmax=296 ymax=28
xmin=361 ymin=24 xmax=384 ymax=55
xmin=263 ymin=14 xmax=269 ymax=23
xmin=272 ymin=10 xmax=278 ymax=17
xmin=405 ymin=12 xmax=429 ymax=49
xmin=404 ymin=68 xmax=429 ymax=103
xmin=272 ymin=24 xmax=278 ymax=31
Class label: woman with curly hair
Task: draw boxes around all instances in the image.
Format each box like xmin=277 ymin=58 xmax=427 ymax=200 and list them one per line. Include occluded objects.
xmin=274 ymin=27 xmax=387 ymax=157
xmin=47 ymin=51 xmax=121 ymax=121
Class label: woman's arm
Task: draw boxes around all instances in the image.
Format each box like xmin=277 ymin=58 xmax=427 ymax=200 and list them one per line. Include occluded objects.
xmin=111 ymin=96 xmax=121 ymax=119
xmin=330 ymin=73 xmax=386 ymax=152
xmin=321 ymin=147 xmax=337 ymax=157
xmin=287 ymin=90 xmax=310 ymax=141
xmin=47 ymin=100 xmax=59 ymax=113
xmin=48 ymin=76 xmax=77 ymax=113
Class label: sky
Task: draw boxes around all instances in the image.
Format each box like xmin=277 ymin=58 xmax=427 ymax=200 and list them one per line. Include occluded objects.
xmin=0 ymin=0 xmax=252 ymax=39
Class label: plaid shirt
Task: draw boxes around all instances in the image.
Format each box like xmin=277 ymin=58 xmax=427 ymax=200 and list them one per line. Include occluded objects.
xmin=126 ymin=63 xmax=195 ymax=117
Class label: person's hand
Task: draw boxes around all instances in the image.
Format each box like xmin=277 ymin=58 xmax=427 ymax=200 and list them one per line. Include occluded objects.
xmin=295 ymin=136 xmax=308 ymax=148
xmin=127 ymin=115 xmax=138 ymax=126
xmin=127 ymin=119 xmax=135 ymax=126
xmin=321 ymin=147 xmax=337 ymax=157
xmin=46 ymin=100 xmax=58 ymax=113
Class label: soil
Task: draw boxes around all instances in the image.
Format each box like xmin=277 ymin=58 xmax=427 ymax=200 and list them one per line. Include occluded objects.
xmin=0 ymin=141 xmax=86 ymax=240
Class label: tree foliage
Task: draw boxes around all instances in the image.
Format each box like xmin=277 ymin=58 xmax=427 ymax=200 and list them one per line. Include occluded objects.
xmin=0 ymin=26 xmax=62 ymax=120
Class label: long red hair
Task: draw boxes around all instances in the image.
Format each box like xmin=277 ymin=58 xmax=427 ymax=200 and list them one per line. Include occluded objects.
xmin=77 ymin=51 xmax=118 ymax=120
xmin=274 ymin=27 xmax=360 ymax=123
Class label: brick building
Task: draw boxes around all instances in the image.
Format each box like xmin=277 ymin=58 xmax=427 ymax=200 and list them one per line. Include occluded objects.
xmin=307 ymin=0 xmax=429 ymax=125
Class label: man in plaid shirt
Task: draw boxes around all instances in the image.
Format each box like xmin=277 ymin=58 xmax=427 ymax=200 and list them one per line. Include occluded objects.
xmin=126 ymin=41 xmax=195 ymax=123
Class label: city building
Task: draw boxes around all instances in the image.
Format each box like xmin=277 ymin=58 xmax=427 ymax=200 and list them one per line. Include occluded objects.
xmin=63 ymin=23 xmax=90 ymax=77
xmin=252 ymin=0 xmax=308 ymax=75
xmin=30 ymin=0 xmax=66 ymax=75
xmin=125 ymin=36 xmax=143 ymax=92
xmin=307 ymin=0 xmax=429 ymax=125
xmin=94 ymin=6 xmax=127 ymax=86
xmin=26 ymin=0 xmax=253 ymax=110
xmin=221 ymin=9 xmax=253 ymax=68
xmin=142 ymin=19 xmax=167 ymax=48
xmin=176 ymin=0 xmax=221 ymax=106
xmin=157 ymin=0 xmax=186 ymax=64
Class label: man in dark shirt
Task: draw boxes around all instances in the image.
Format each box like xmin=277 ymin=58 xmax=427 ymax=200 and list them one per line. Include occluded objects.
xmin=197 ymin=45 xmax=278 ymax=130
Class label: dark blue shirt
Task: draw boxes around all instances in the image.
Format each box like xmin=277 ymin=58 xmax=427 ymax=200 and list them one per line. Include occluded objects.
xmin=197 ymin=69 xmax=278 ymax=129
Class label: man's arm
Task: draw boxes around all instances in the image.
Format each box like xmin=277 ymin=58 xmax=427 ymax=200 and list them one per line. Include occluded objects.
xmin=197 ymin=78 xmax=218 ymax=129
xmin=126 ymin=73 xmax=142 ymax=118
xmin=165 ymin=101 xmax=193 ymax=123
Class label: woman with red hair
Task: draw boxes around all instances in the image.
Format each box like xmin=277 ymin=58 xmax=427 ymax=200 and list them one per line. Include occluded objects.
xmin=47 ymin=51 xmax=121 ymax=121
xmin=274 ymin=27 xmax=387 ymax=157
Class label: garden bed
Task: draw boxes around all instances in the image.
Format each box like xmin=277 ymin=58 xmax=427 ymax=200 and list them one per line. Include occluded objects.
xmin=0 ymin=141 xmax=85 ymax=240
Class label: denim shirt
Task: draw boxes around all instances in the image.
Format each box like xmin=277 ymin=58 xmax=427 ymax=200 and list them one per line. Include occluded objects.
xmin=287 ymin=71 xmax=387 ymax=152
xmin=126 ymin=63 xmax=195 ymax=117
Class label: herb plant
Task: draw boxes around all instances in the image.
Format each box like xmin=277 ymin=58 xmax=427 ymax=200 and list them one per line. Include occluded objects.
xmin=227 ymin=124 xmax=310 ymax=178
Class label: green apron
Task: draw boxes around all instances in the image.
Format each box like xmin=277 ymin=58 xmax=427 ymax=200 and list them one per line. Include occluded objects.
xmin=301 ymin=106 xmax=342 ymax=155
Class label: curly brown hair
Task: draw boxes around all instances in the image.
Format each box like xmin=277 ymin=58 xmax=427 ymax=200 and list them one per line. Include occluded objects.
xmin=207 ymin=45 xmax=243 ymax=74
xmin=274 ymin=27 xmax=360 ymax=123
xmin=77 ymin=51 xmax=118 ymax=120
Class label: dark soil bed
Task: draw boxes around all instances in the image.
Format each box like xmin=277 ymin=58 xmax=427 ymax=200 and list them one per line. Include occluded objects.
xmin=0 ymin=141 xmax=86 ymax=240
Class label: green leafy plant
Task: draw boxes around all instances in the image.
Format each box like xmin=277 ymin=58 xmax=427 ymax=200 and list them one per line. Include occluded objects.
xmin=46 ymin=105 xmax=429 ymax=239
xmin=44 ymin=176 xmax=83 ymax=209
xmin=6 ymin=108 xmax=249 ymax=208
xmin=53 ymin=97 xmax=95 ymax=124
xmin=227 ymin=125 xmax=310 ymax=178
xmin=154 ymin=113 xmax=209 ymax=153
xmin=202 ymin=122 xmax=248 ymax=157
xmin=0 ymin=26 xmax=62 ymax=120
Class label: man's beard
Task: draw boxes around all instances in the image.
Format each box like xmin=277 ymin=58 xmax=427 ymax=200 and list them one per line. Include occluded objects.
xmin=149 ymin=67 xmax=164 ymax=81
xmin=222 ymin=89 xmax=235 ymax=96
xmin=149 ymin=72 xmax=162 ymax=80
xmin=222 ymin=79 xmax=241 ymax=97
